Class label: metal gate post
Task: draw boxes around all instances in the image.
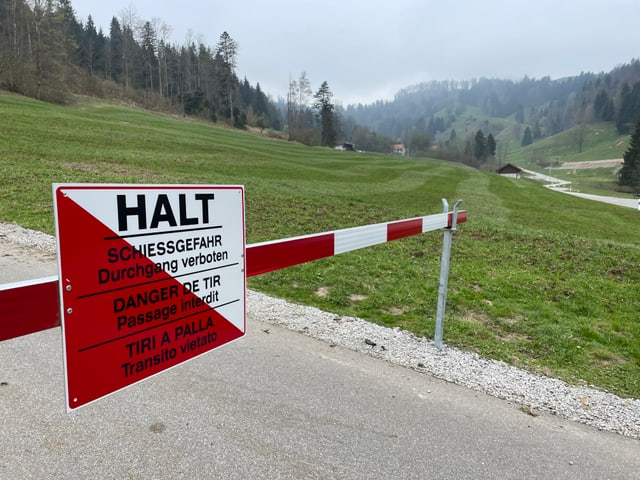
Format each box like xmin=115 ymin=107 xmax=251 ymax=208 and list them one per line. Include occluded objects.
xmin=434 ymin=199 xmax=462 ymax=349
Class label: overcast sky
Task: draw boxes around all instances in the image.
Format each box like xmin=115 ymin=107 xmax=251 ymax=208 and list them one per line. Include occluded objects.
xmin=70 ymin=0 xmax=640 ymax=105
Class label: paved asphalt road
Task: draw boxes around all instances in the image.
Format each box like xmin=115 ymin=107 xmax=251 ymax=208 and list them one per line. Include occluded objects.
xmin=562 ymin=190 xmax=639 ymax=209
xmin=522 ymin=168 xmax=639 ymax=210
xmin=1 ymin=243 xmax=639 ymax=479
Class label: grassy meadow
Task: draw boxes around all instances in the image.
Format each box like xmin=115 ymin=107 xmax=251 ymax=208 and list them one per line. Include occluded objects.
xmin=1 ymin=92 xmax=639 ymax=398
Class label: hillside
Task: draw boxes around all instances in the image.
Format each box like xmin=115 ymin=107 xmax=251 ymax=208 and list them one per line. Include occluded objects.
xmin=1 ymin=92 xmax=639 ymax=398
xmin=345 ymin=62 xmax=640 ymax=164
xmin=6 ymin=0 xmax=640 ymax=167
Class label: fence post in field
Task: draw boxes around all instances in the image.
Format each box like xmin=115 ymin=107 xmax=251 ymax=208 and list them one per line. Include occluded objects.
xmin=434 ymin=198 xmax=462 ymax=349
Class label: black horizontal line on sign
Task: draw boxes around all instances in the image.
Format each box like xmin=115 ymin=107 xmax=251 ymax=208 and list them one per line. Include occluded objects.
xmin=75 ymin=263 xmax=240 ymax=300
xmin=104 ymin=225 xmax=223 ymax=241
xmin=77 ymin=298 xmax=241 ymax=353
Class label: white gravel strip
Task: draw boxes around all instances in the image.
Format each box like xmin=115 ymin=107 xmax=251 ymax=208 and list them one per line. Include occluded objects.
xmin=0 ymin=222 xmax=57 ymax=251
xmin=2 ymin=222 xmax=639 ymax=440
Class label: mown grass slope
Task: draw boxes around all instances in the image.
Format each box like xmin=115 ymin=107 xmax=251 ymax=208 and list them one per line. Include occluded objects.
xmin=508 ymin=122 xmax=629 ymax=165
xmin=1 ymin=92 xmax=639 ymax=397
xmin=505 ymin=122 xmax=630 ymax=195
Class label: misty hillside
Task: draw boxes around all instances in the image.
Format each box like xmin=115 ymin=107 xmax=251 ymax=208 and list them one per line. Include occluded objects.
xmin=345 ymin=60 xmax=640 ymax=152
xmin=5 ymin=0 xmax=640 ymax=164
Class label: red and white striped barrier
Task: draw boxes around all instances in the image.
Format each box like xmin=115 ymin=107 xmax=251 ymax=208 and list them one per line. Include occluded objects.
xmin=246 ymin=211 xmax=466 ymax=276
xmin=0 ymin=210 xmax=466 ymax=342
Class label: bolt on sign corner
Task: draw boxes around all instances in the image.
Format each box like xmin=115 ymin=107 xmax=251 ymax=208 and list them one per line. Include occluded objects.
xmin=53 ymin=184 xmax=246 ymax=411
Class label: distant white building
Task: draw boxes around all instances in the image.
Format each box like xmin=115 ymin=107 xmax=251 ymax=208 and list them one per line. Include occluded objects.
xmin=392 ymin=144 xmax=406 ymax=157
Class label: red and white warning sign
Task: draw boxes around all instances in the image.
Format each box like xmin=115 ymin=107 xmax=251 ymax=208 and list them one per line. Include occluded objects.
xmin=53 ymin=184 xmax=246 ymax=411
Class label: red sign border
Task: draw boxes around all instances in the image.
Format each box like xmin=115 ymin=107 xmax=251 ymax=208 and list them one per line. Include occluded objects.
xmin=53 ymin=184 xmax=246 ymax=411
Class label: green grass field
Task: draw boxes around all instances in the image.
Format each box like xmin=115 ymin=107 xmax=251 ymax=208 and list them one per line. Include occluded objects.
xmin=2 ymin=92 xmax=639 ymax=398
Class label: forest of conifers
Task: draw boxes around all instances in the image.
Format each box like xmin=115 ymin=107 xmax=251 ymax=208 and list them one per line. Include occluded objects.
xmin=347 ymin=61 xmax=640 ymax=142
xmin=0 ymin=0 xmax=282 ymax=130
xmin=4 ymin=0 xmax=640 ymax=161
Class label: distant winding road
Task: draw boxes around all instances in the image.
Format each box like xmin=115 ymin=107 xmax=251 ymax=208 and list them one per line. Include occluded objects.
xmin=522 ymin=159 xmax=639 ymax=210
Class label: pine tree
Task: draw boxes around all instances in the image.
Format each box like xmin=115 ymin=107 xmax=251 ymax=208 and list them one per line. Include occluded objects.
xmin=617 ymin=121 xmax=640 ymax=190
xmin=109 ymin=18 xmax=123 ymax=84
xmin=314 ymin=81 xmax=337 ymax=147
xmin=215 ymin=31 xmax=238 ymax=125
xmin=487 ymin=133 xmax=497 ymax=158
xmin=521 ymin=126 xmax=533 ymax=146
xmin=616 ymin=82 xmax=640 ymax=134
xmin=474 ymin=129 xmax=487 ymax=162
xmin=79 ymin=16 xmax=97 ymax=75
xmin=141 ymin=21 xmax=157 ymax=93
xmin=594 ymin=90 xmax=615 ymax=121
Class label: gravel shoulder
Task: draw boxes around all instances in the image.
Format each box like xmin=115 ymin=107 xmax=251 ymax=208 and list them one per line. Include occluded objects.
xmin=0 ymin=223 xmax=58 ymax=283
xmin=1 ymin=221 xmax=639 ymax=440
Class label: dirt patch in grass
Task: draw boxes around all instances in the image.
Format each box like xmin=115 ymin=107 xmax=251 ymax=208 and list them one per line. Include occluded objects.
xmin=497 ymin=331 xmax=529 ymax=343
xmin=462 ymin=310 xmax=492 ymax=325
xmin=315 ymin=286 xmax=330 ymax=297
xmin=385 ymin=307 xmax=406 ymax=316
xmin=557 ymin=159 xmax=622 ymax=169
xmin=349 ymin=294 xmax=368 ymax=302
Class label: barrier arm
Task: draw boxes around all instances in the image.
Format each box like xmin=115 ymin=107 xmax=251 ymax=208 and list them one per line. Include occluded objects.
xmin=1 ymin=207 xmax=466 ymax=343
